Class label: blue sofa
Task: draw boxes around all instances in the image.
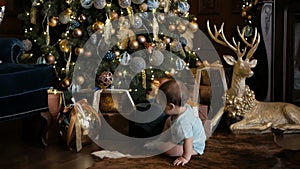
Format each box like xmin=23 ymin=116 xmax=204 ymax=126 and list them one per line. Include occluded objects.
xmin=0 ymin=38 xmax=53 ymax=146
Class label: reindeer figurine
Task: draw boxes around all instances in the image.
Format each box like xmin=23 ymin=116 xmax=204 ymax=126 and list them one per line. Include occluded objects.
xmin=207 ymin=20 xmax=300 ymax=134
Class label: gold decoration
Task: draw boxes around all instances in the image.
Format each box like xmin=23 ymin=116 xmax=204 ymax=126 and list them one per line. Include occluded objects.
xmin=59 ymin=39 xmax=71 ymax=53
xmin=139 ymin=3 xmax=147 ymax=12
xmin=61 ymin=78 xmax=71 ymax=89
xmin=189 ymin=21 xmax=199 ymax=33
xmin=30 ymin=7 xmax=37 ymax=24
xmin=78 ymin=14 xmax=86 ymax=22
xmin=76 ymin=75 xmax=85 ymax=85
xmin=129 ymin=40 xmax=139 ymax=49
xmin=207 ymin=21 xmax=300 ymax=134
xmin=72 ymin=28 xmax=83 ymax=37
xmin=46 ymin=54 xmax=55 ymax=64
xmin=137 ymin=35 xmax=146 ymax=43
xmin=49 ymin=17 xmax=58 ymax=27
xmin=75 ymin=47 xmax=84 ymax=56
xmin=177 ymin=22 xmax=187 ymax=34
xmin=110 ymin=11 xmax=119 ymax=20
xmin=65 ymin=8 xmax=72 ymax=15
xmin=168 ymin=24 xmax=176 ymax=32
xmin=92 ymin=21 xmax=105 ymax=33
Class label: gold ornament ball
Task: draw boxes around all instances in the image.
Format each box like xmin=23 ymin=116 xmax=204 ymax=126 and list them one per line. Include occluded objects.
xmin=192 ymin=17 xmax=197 ymax=22
xmin=168 ymin=24 xmax=176 ymax=32
xmin=65 ymin=8 xmax=72 ymax=15
xmin=189 ymin=21 xmax=199 ymax=33
xmin=59 ymin=39 xmax=71 ymax=53
xmin=247 ymin=15 xmax=252 ymax=20
xmin=130 ymin=40 xmax=139 ymax=50
xmin=110 ymin=11 xmax=119 ymax=21
xmin=92 ymin=21 xmax=105 ymax=33
xmin=177 ymin=22 xmax=187 ymax=34
xmin=78 ymin=14 xmax=86 ymax=22
xmin=72 ymin=28 xmax=83 ymax=37
xmin=75 ymin=47 xmax=84 ymax=56
xmin=139 ymin=3 xmax=148 ymax=12
xmin=61 ymin=78 xmax=71 ymax=89
xmin=137 ymin=35 xmax=146 ymax=43
xmin=76 ymin=76 xmax=85 ymax=85
xmin=49 ymin=17 xmax=58 ymax=27
xmin=46 ymin=54 xmax=55 ymax=64
xmin=117 ymin=41 xmax=128 ymax=50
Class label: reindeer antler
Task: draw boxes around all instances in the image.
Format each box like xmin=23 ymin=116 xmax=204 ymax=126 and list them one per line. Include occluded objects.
xmin=207 ymin=20 xmax=246 ymax=60
xmin=237 ymin=26 xmax=261 ymax=60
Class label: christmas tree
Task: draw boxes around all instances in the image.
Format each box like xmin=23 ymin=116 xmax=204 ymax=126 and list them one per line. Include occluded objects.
xmin=19 ymin=0 xmax=201 ymax=103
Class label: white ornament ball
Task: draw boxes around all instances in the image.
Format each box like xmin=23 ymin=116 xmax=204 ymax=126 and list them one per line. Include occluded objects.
xmin=150 ymin=50 xmax=164 ymax=66
xmin=129 ymin=57 xmax=146 ymax=73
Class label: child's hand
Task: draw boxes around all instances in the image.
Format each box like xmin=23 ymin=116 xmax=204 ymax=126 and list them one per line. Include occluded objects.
xmin=173 ymin=156 xmax=189 ymax=166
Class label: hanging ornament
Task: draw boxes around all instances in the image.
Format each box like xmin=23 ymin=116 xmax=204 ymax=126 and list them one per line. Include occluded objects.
xmin=75 ymin=47 xmax=84 ymax=56
xmin=120 ymin=51 xmax=132 ymax=65
xmin=69 ymin=20 xmax=80 ymax=30
xmin=129 ymin=40 xmax=139 ymax=50
xmin=65 ymin=8 xmax=72 ymax=15
xmin=59 ymin=39 xmax=71 ymax=53
xmin=168 ymin=24 xmax=176 ymax=32
xmin=46 ymin=54 xmax=55 ymax=64
xmin=76 ymin=75 xmax=85 ymax=85
xmin=176 ymin=58 xmax=186 ymax=71
xmin=131 ymin=15 xmax=143 ymax=29
xmin=81 ymin=0 xmax=93 ymax=9
xmin=78 ymin=14 xmax=86 ymax=22
xmin=147 ymin=0 xmax=159 ymax=11
xmin=177 ymin=22 xmax=187 ymax=34
xmin=157 ymin=13 xmax=166 ymax=23
xmin=132 ymin=0 xmax=144 ymax=4
xmin=150 ymin=50 xmax=164 ymax=66
xmin=97 ymin=71 xmax=113 ymax=89
xmin=178 ymin=1 xmax=190 ymax=14
xmin=37 ymin=56 xmax=46 ymax=64
xmin=69 ymin=83 xmax=81 ymax=93
xmin=137 ymin=35 xmax=146 ymax=43
xmin=92 ymin=21 xmax=105 ymax=33
xmin=72 ymin=28 xmax=83 ymax=37
xmin=103 ymin=51 xmax=115 ymax=61
xmin=49 ymin=17 xmax=58 ymax=27
xmin=22 ymin=39 xmax=32 ymax=51
xmin=104 ymin=16 xmax=112 ymax=45
xmin=129 ymin=57 xmax=146 ymax=73
xmin=110 ymin=11 xmax=119 ymax=20
xmin=163 ymin=36 xmax=171 ymax=44
xmin=139 ymin=3 xmax=148 ymax=12
xmin=118 ymin=0 xmax=131 ymax=8
xmin=58 ymin=11 xmax=71 ymax=24
xmin=30 ymin=7 xmax=37 ymax=25
xmin=244 ymin=25 xmax=253 ymax=37
xmin=189 ymin=21 xmax=199 ymax=33
xmin=94 ymin=0 xmax=107 ymax=9
xmin=152 ymin=12 xmax=159 ymax=41
xmin=61 ymin=78 xmax=71 ymax=89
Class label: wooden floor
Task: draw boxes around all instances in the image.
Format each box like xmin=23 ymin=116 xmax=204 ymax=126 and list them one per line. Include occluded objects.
xmin=1 ymin=116 xmax=300 ymax=169
xmin=0 ymin=117 xmax=101 ymax=169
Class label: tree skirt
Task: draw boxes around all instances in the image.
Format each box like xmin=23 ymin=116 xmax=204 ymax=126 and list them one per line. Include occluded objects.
xmin=88 ymin=131 xmax=300 ymax=169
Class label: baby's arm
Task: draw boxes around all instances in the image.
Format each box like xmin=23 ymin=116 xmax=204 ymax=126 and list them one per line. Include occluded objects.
xmin=173 ymin=137 xmax=195 ymax=166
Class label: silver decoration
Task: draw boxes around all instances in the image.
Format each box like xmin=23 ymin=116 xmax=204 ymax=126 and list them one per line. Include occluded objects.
xmin=118 ymin=0 xmax=131 ymax=8
xmin=175 ymin=58 xmax=185 ymax=71
xmin=0 ymin=6 xmax=5 ymax=24
xmin=132 ymin=0 xmax=144 ymax=4
xmin=81 ymin=0 xmax=93 ymax=9
xmin=94 ymin=0 xmax=107 ymax=9
xmin=120 ymin=51 xmax=132 ymax=65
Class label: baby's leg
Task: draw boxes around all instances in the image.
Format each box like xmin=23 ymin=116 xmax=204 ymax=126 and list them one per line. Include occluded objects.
xmin=162 ymin=142 xmax=198 ymax=157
